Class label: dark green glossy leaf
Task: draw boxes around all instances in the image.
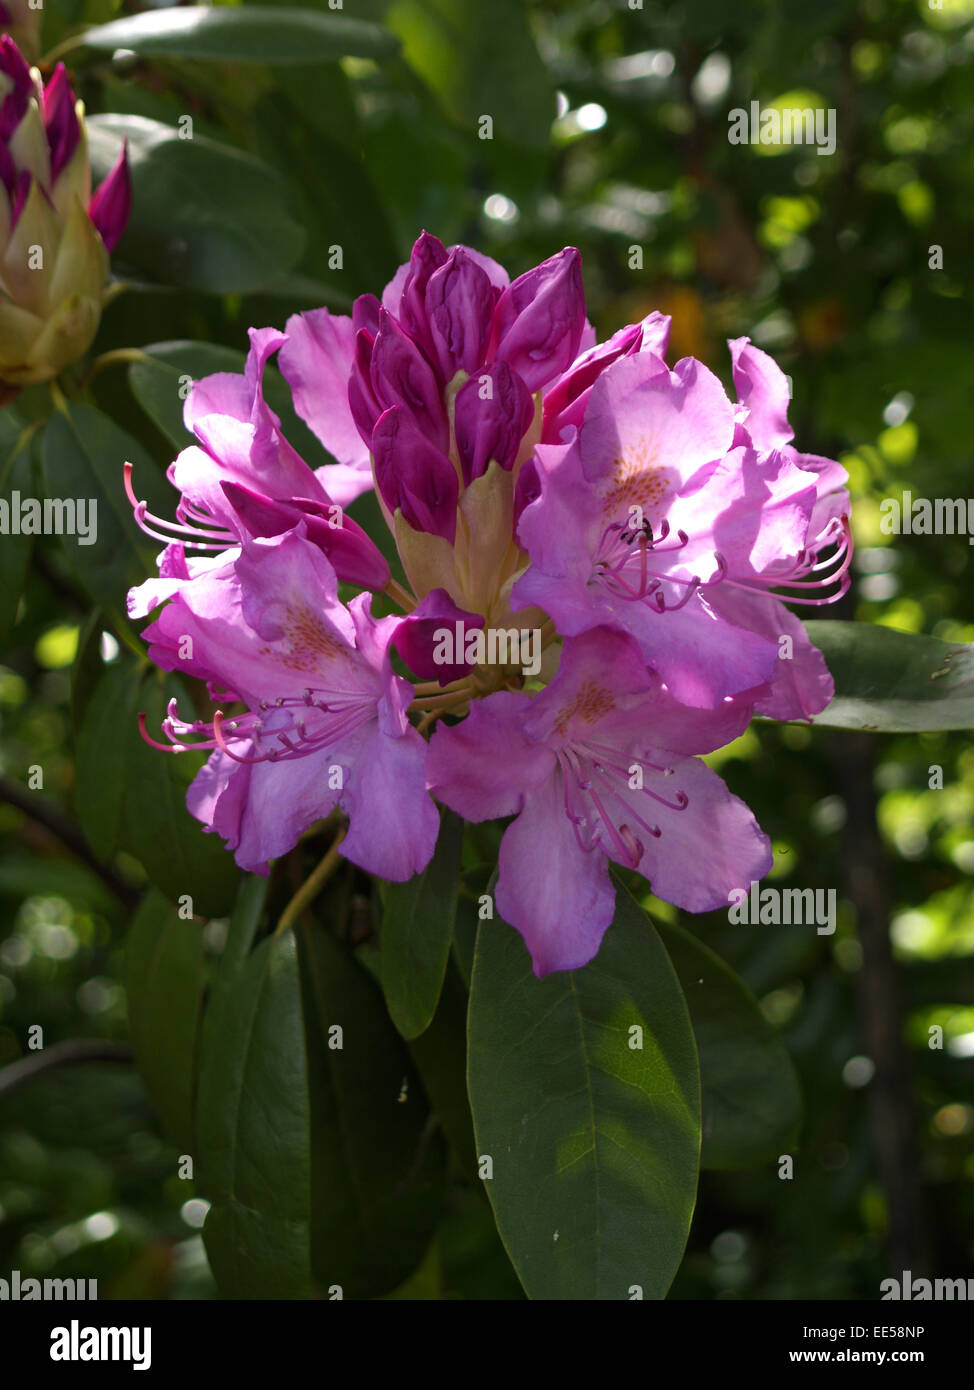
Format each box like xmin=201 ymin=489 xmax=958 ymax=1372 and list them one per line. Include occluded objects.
xmin=198 ymin=880 xmax=313 ymax=1299
xmin=656 ymin=918 xmax=802 ymax=1169
xmin=124 ymin=887 xmax=205 ymax=1153
xmin=0 ymin=411 xmax=34 ymax=644
xmin=467 ymin=878 xmax=700 ymax=1300
xmin=81 ymin=6 xmax=400 ymax=64
xmin=407 ymin=957 xmax=477 ymax=1178
xmin=127 ymin=341 xmax=323 ymax=467
xmin=388 ymin=0 xmax=555 ymax=147
xmin=804 ymin=619 xmax=974 ymax=731
xmin=74 ymin=659 xmax=239 ymax=917
xmin=87 ymin=116 xmax=305 ymax=294
xmin=41 ymin=404 xmax=167 ymax=621
xmin=299 ymin=920 xmax=445 ymax=1299
xmin=381 ymin=808 xmax=463 ymax=1039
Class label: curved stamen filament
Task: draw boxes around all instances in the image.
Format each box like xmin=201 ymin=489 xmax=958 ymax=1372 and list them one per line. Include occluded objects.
xmin=124 ymin=462 xmax=236 ymax=551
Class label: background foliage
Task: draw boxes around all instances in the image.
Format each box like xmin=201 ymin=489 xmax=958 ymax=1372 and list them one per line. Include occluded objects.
xmin=1 ymin=0 xmax=972 ymax=1299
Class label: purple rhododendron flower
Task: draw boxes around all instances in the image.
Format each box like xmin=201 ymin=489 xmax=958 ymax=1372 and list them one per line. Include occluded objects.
xmin=428 ymin=628 xmax=772 ymax=975
xmin=138 ymin=528 xmax=439 ymax=882
xmin=129 ymin=231 xmax=852 ymax=975
xmin=513 ymin=343 xmax=849 ymax=716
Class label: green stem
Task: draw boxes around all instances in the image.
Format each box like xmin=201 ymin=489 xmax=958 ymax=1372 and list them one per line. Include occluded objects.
xmin=274 ymin=826 xmax=348 ymax=937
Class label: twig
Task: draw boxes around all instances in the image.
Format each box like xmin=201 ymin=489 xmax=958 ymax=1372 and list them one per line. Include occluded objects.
xmin=0 ymin=775 xmax=139 ymax=912
xmin=274 ymin=825 xmax=348 ymax=937
xmin=0 ymin=1040 xmax=133 ymax=1101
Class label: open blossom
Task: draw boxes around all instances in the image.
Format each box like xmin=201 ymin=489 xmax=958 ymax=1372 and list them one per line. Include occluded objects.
xmin=0 ymin=38 xmax=130 ymax=389
xmin=124 ymin=326 xmax=390 ymax=608
xmin=130 ymin=231 xmax=850 ymax=972
xmin=137 ymin=528 xmax=438 ymax=880
xmin=512 ymin=340 xmax=850 ymax=717
xmin=428 ymin=628 xmax=772 ymax=975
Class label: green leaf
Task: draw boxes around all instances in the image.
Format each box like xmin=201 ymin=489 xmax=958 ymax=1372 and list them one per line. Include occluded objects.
xmin=299 ymin=920 xmax=446 ymax=1299
xmin=41 ymin=404 xmax=166 ymax=621
xmin=386 ymin=0 xmax=556 ymax=147
xmin=127 ymin=341 xmax=322 ymax=466
xmin=467 ymin=878 xmax=700 ymax=1300
xmin=124 ymin=888 xmax=206 ymax=1153
xmin=0 ymin=412 xmax=34 ymax=644
xmin=87 ymin=115 xmax=305 ymax=294
xmin=656 ymin=918 xmax=802 ymax=1169
xmin=381 ymin=808 xmax=463 ymax=1039
xmin=804 ymin=620 xmax=974 ymax=731
xmin=128 ymin=342 xmax=244 ymax=451
xmin=74 ymin=659 xmax=136 ymax=862
xmin=74 ymin=659 xmax=240 ymax=917
xmin=80 ymin=6 xmax=400 ymax=64
xmin=407 ymin=957 xmax=477 ymax=1178
xmin=198 ymin=882 xmax=313 ymax=1299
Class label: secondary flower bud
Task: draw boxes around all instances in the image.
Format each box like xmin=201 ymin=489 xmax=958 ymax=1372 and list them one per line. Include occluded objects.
xmin=0 ymin=0 xmax=41 ymax=62
xmin=454 ymin=360 xmax=533 ymax=484
xmin=0 ymin=38 xmax=131 ymax=389
xmin=489 ymin=247 xmax=585 ymax=393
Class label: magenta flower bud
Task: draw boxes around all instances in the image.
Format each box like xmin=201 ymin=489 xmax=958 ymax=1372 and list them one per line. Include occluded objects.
xmin=352 ymin=291 xmax=380 ymax=338
xmin=0 ymin=37 xmax=131 ymax=388
xmin=371 ymin=308 xmax=449 ymax=452
xmin=489 ymin=247 xmax=586 ymax=393
xmin=398 ymin=229 xmax=448 ymax=354
xmin=425 ymin=247 xmax=497 ymax=381
xmin=513 ymin=454 xmax=541 ymax=534
xmin=454 ymin=360 xmax=533 ymax=485
xmin=348 ymin=326 xmax=381 ymax=449
xmin=542 ymin=320 xmax=646 ymax=442
xmin=87 ymin=140 xmax=131 ymax=253
xmin=392 ymin=588 xmax=484 ymax=685
xmin=372 ymin=405 xmax=458 ymax=542
xmin=219 ymin=482 xmax=391 ymax=592
xmin=42 ymin=65 xmax=81 ymax=185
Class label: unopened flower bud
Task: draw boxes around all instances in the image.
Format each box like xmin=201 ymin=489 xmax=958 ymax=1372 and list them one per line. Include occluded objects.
xmin=489 ymin=247 xmax=585 ymax=393
xmin=0 ymin=39 xmax=131 ymax=390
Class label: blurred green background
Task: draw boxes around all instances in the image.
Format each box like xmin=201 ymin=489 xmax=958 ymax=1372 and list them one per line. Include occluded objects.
xmin=1 ymin=0 xmax=972 ymax=1298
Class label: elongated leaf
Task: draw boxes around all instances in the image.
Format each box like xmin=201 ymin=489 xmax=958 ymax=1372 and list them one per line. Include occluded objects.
xmin=125 ymin=888 xmax=205 ymax=1153
xmin=388 ymin=0 xmax=555 ymax=147
xmin=128 ymin=342 xmax=244 ymax=451
xmin=804 ymin=620 xmax=974 ymax=731
xmin=87 ymin=116 xmax=304 ymax=294
xmin=128 ymin=341 xmax=322 ymax=466
xmin=0 ymin=412 xmax=34 ymax=643
xmin=656 ymin=917 xmax=802 ymax=1169
xmin=198 ymin=898 xmax=312 ymax=1299
xmin=74 ymin=659 xmax=137 ymax=861
xmin=407 ymin=957 xmax=477 ymax=1178
xmin=42 ymin=404 xmax=168 ymax=620
xmin=299 ymin=921 xmax=445 ymax=1299
xmin=467 ymin=879 xmax=700 ymax=1300
xmin=74 ymin=658 xmax=239 ymax=917
xmin=81 ymin=6 xmax=400 ymax=64
xmin=381 ymin=808 xmax=463 ymax=1039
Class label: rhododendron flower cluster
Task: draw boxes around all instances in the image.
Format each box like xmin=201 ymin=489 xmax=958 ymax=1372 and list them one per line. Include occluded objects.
xmin=128 ymin=232 xmax=850 ymax=975
xmin=0 ymin=36 xmax=131 ymax=390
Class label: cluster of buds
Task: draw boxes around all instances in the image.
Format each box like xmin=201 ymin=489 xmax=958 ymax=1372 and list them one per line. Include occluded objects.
xmin=0 ymin=36 xmax=130 ymax=392
xmin=129 ymin=233 xmax=851 ymax=976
